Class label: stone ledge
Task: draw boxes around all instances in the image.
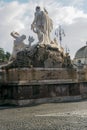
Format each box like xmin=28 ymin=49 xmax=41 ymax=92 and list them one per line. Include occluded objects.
xmin=5 ymin=79 xmax=77 ymax=85
xmin=0 ymin=96 xmax=83 ymax=106
xmin=18 ymin=95 xmax=82 ymax=106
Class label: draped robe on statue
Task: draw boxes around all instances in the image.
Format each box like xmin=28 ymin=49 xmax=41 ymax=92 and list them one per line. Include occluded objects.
xmin=31 ymin=7 xmax=53 ymax=44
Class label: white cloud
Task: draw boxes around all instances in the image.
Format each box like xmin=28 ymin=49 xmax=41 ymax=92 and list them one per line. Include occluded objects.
xmin=0 ymin=0 xmax=87 ymax=59
xmin=69 ymin=0 xmax=84 ymax=7
xmin=0 ymin=1 xmax=29 ymax=51
xmin=63 ymin=18 xmax=87 ymax=58
xmin=60 ymin=0 xmax=85 ymax=8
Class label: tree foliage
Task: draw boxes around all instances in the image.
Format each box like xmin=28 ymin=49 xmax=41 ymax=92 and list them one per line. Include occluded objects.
xmin=0 ymin=48 xmax=11 ymax=63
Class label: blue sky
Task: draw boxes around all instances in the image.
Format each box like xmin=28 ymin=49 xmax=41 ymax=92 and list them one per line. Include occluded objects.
xmin=3 ymin=0 xmax=28 ymax=2
xmin=3 ymin=0 xmax=87 ymax=11
xmin=2 ymin=0 xmax=87 ymax=10
xmin=1 ymin=0 xmax=87 ymax=58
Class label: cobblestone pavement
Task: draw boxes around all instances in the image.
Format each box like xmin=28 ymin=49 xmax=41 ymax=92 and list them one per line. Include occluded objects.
xmin=1 ymin=101 xmax=87 ymax=130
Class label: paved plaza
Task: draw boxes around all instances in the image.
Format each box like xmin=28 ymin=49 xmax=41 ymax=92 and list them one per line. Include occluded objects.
xmin=0 ymin=101 xmax=87 ymax=130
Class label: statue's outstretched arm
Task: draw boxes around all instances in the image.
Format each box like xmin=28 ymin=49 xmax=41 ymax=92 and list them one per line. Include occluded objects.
xmin=10 ymin=31 xmax=20 ymax=39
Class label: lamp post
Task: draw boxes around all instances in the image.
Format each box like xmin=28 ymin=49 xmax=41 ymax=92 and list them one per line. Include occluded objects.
xmin=55 ymin=25 xmax=65 ymax=46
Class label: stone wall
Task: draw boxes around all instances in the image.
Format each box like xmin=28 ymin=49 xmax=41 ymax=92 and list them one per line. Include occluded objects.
xmin=0 ymin=70 xmax=6 ymax=83
xmin=0 ymin=82 xmax=87 ymax=106
xmin=80 ymin=82 xmax=87 ymax=98
xmin=0 ymin=67 xmax=87 ymax=106
xmin=0 ymin=83 xmax=80 ymax=100
xmin=16 ymin=83 xmax=80 ymax=100
xmin=3 ymin=68 xmax=77 ymax=84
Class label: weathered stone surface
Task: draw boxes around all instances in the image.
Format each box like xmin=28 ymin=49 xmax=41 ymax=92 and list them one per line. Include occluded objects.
xmin=2 ymin=43 xmax=72 ymax=69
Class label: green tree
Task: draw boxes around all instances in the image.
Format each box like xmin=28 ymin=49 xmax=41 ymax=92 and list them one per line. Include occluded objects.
xmin=0 ymin=48 xmax=11 ymax=63
xmin=0 ymin=48 xmax=5 ymax=62
xmin=5 ymin=52 xmax=11 ymax=61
